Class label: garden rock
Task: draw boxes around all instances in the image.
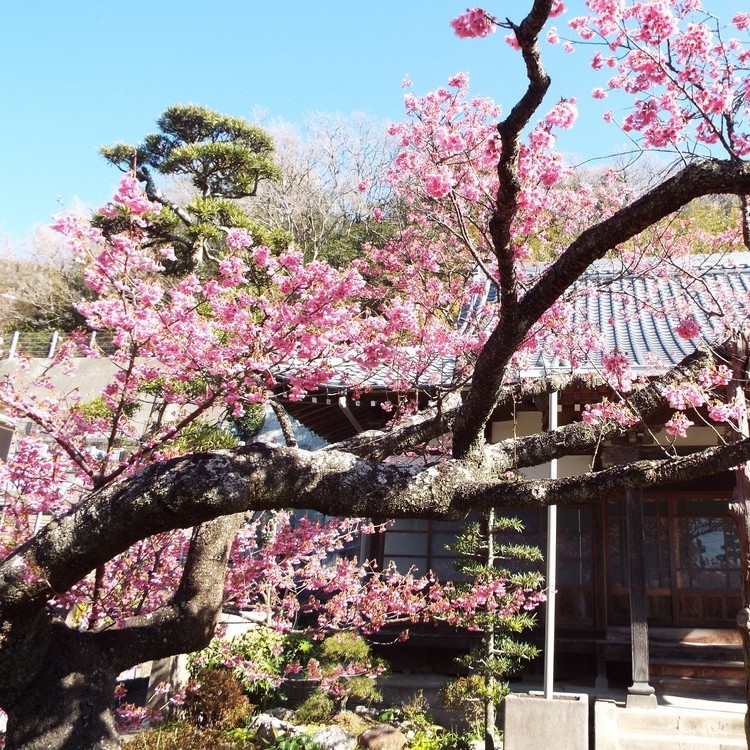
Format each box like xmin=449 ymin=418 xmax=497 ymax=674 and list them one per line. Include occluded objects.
xmin=250 ymin=712 xmax=299 ymax=744
xmin=358 ymin=724 xmax=408 ymax=750
xmin=312 ymin=725 xmax=357 ymax=750
xmin=268 ymin=707 xmax=297 ymax=722
xmin=353 ymin=705 xmax=380 ymax=719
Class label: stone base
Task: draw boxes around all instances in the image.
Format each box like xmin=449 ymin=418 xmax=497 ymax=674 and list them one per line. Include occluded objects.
xmin=626 ymin=681 xmax=657 ymax=709
xmin=503 ymin=692 xmax=589 ymax=750
xmin=625 ymin=692 xmax=658 ymax=709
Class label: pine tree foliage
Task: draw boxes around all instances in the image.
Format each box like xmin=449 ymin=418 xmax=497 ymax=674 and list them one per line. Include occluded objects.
xmin=100 ymin=105 xmax=287 ymax=272
xmin=446 ymin=509 xmax=543 ymax=749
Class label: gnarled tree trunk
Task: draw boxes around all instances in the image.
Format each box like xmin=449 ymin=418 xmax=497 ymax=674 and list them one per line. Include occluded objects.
xmin=2 ymin=620 xmax=120 ymax=750
xmin=0 ymin=514 xmax=242 ymax=749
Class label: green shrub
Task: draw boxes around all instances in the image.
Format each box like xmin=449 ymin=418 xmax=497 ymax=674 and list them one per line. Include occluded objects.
xmin=341 ymin=675 xmax=381 ymax=705
xmin=332 ymin=709 xmax=371 ymax=735
xmin=268 ymin=733 xmax=322 ymax=750
xmin=125 ymin=722 xmax=241 ymax=749
xmin=440 ymin=676 xmax=494 ymax=739
xmin=315 ymin=633 xmax=385 ymax=710
xmin=190 ymin=627 xmax=314 ymax=708
xmin=407 ymin=724 xmax=470 ymax=750
xmin=408 ymin=729 xmax=442 ymax=750
xmin=183 ymin=668 xmax=251 ymax=729
xmin=318 ymin=632 xmax=371 ymax=664
xmin=225 ymin=726 xmax=257 ymax=746
xmin=294 ymin=690 xmax=336 ymax=724
xmin=433 ymin=732 xmax=472 ymax=750
xmin=400 ymin=690 xmax=431 ymax=725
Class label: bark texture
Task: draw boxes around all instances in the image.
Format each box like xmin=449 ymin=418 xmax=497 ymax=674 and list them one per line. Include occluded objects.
xmin=3 ymin=4 xmax=750 ymax=747
xmin=0 ymin=516 xmax=242 ymax=749
xmin=3 ymin=622 xmax=120 ymax=750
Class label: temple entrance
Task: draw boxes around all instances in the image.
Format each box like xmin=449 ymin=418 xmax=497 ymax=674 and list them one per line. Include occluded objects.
xmin=607 ymin=495 xmax=741 ymax=628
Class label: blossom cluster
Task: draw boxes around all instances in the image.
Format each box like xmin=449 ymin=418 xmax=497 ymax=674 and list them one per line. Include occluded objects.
xmin=568 ymin=2 xmax=750 ymax=156
xmin=602 ymin=349 xmax=634 ymax=392
xmin=582 ymin=398 xmax=638 ymax=427
xmin=450 ymin=8 xmax=497 ymax=38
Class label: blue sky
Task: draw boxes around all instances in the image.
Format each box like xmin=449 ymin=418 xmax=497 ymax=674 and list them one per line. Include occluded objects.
xmin=1 ymin=1 xmax=623 ymax=247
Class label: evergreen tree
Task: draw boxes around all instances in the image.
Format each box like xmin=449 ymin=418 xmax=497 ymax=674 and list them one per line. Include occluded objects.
xmin=100 ymin=104 xmax=286 ymax=272
xmin=446 ymin=510 xmax=543 ymax=750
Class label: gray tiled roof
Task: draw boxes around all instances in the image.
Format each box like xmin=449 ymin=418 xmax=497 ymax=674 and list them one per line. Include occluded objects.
xmin=539 ymin=252 xmax=750 ymax=374
xmin=308 ymin=253 xmax=750 ymax=391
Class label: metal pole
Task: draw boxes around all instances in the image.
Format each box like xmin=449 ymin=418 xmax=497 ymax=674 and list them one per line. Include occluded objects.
xmin=48 ymin=331 xmax=59 ymax=358
xmin=8 ymin=331 xmax=19 ymax=360
xmin=543 ymin=390 xmax=558 ymax=700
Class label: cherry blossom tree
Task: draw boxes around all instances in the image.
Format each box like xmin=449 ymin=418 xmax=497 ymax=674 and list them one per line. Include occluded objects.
xmin=2 ymin=2 xmax=750 ymax=748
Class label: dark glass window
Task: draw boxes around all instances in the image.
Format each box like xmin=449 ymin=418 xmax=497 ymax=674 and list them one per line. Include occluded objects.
xmin=383 ymin=518 xmax=465 ymax=576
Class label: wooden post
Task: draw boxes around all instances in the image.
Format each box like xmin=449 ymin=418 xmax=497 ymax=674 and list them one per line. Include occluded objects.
xmin=726 ymin=335 xmax=750 ymax=745
xmin=626 ymin=488 xmax=657 ymax=708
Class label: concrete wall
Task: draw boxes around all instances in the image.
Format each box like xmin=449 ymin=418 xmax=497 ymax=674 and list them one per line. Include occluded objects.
xmin=504 ymin=692 xmax=589 ymax=750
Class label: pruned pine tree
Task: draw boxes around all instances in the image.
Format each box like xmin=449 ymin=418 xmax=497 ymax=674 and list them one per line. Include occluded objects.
xmin=446 ymin=509 xmax=543 ymax=750
xmin=100 ymin=104 xmax=286 ymax=272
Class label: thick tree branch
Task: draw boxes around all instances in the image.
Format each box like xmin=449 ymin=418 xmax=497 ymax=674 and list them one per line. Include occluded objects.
xmin=269 ymin=400 xmax=298 ymax=448
xmin=491 ymin=0 xmax=553 ymax=391
xmin=0 ymin=346 xmax=732 ymax=620
xmin=521 ymin=160 xmax=750 ymax=328
xmin=469 ymin=438 xmax=750 ymax=509
xmin=0 ymin=444 xmax=467 ymax=615
xmin=332 ymin=372 xmax=598 ymax=461
xmin=136 ymin=165 xmax=196 ymax=228
xmin=490 ymin=343 xmax=724 ymax=470
xmin=5 ymin=401 xmax=750 ymax=619
xmin=454 ymin=159 xmax=750 ymax=458
xmin=97 ymin=514 xmax=244 ymax=671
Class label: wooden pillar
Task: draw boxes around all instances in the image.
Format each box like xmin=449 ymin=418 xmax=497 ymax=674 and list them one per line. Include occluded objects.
xmin=626 ymin=488 xmax=657 ymax=708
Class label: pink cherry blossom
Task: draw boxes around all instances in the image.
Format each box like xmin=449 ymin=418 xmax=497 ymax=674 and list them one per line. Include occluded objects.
xmin=450 ymin=8 xmax=497 ymax=38
xmin=550 ymin=1 xmax=566 ymax=18
xmin=225 ymin=227 xmax=254 ymax=250
xmin=602 ymin=349 xmax=634 ymax=391
xmin=664 ymin=412 xmax=694 ymax=438
xmin=675 ymin=316 xmax=701 ymax=339
xmin=708 ymin=399 xmax=745 ymax=424
xmin=568 ymin=1 xmax=750 ymax=160
xmin=424 ymin=170 xmax=454 ymax=198
xmin=663 ymin=382 xmax=707 ymax=410
xmin=582 ymin=399 xmax=638 ymax=427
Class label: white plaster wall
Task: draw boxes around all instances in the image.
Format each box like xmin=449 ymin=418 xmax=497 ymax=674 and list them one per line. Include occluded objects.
xmin=491 ymin=413 xmax=592 ymax=479
xmin=651 ymin=425 xmax=719 ymax=447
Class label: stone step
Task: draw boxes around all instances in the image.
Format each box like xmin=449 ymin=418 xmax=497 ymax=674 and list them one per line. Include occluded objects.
xmin=617 ymin=732 xmax=746 ymax=750
xmin=649 ymin=659 xmax=746 ymax=680
xmin=651 ymin=675 xmax=745 ymax=700
xmin=649 ymin=645 xmax=743 ymax=662
xmin=616 ymin=707 xmax=745 ymax=738
xmin=594 ymin=701 xmax=747 ymax=750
